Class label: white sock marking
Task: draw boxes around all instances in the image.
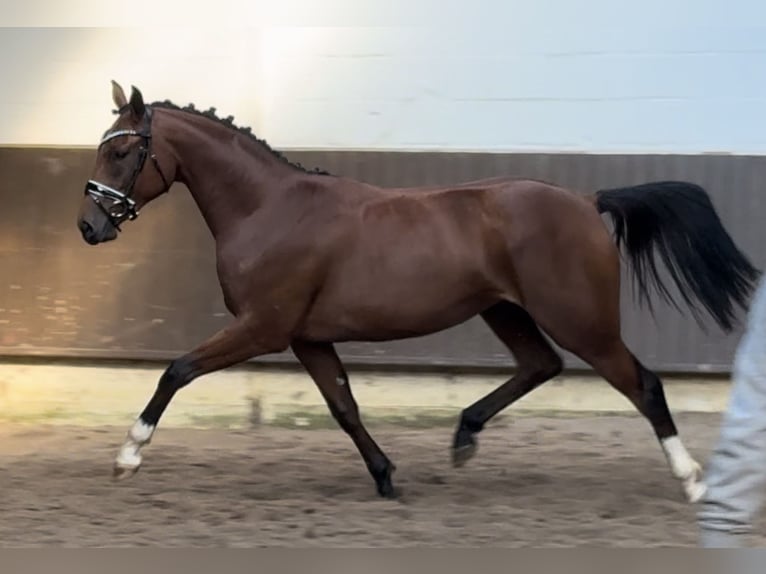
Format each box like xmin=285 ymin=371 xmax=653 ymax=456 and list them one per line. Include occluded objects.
xmin=661 ymin=436 xmax=706 ymax=502
xmin=115 ymin=419 xmax=155 ymax=469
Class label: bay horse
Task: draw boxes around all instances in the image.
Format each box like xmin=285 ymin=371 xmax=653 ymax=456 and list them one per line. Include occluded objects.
xmin=76 ymin=82 xmax=759 ymax=504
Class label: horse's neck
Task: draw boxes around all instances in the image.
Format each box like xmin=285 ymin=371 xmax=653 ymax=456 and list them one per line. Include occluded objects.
xmin=162 ymin=110 xmax=295 ymax=241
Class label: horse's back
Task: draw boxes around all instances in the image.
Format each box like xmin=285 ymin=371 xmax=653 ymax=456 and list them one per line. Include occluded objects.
xmin=296 ymin=177 xmax=612 ymax=342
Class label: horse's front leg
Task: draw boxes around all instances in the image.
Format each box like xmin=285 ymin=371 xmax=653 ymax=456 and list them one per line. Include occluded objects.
xmin=291 ymin=339 xmax=397 ymax=498
xmin=113 ymin=319 xmax=287 ymax=479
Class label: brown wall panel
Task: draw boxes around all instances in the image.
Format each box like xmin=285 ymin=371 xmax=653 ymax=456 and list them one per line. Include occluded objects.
xmin=1 ymin=147 xmax=763 ymax=373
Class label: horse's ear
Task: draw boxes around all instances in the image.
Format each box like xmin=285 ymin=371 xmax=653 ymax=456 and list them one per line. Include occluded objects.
xmin=111 ymin=80 xmax=127 ymax=110
xmin=128 ymin=85 xmax=146 ymax=119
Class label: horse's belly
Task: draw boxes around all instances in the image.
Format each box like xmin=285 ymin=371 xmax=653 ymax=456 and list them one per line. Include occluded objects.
xmin=297 ymin=216 xmax=513 ymax=342
xmin=298 ymin=277 xmax=500 ymax=342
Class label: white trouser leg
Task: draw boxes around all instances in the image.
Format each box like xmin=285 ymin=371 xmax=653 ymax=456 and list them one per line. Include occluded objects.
xmin=698 ymin=278 xmax=766 ymax=546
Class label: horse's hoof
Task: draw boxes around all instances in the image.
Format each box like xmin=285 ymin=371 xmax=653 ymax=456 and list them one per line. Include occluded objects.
xmin=452 ymin=442 xmax=477 ymax=468
xmin=373 ymin=463 xmax=398 ymax=499
xmin=683 ymin=460 xmax=706 ymax=503
xmin=113 ymin=463 xmax=140 ymax=481
xmin=378 ymin=482 xmax=400 ymax=500
xmin=685 ymin=480 xmax=707 ymax=504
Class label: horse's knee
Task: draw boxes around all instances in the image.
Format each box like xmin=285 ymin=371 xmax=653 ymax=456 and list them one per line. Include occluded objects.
xmin=531 ymin=352 xmax=563 ymax=381
xmin=159 ymin=358 xmax=196 ymax=393
xmin=330 ymin=403 xmax=361 ymax=433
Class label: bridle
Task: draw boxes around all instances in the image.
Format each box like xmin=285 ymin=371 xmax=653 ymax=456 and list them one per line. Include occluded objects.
xmin=84 ymin=105 xmax=171 ymax=231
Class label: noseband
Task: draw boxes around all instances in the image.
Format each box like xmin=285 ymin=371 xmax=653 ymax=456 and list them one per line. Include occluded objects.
xmin=84 ymin=106 xmax=170 ymax=231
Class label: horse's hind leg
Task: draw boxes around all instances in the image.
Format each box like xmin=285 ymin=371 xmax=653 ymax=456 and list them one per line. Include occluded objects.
xmin=291 ymin=339 xmax=397 ymax=499
xmin=452 ymin=301 xmax=563 ymax=466
xmin=577 ymin=340 xmax=706 ymax=503
xmin=524 ymin=284 xmax=706 ymax=502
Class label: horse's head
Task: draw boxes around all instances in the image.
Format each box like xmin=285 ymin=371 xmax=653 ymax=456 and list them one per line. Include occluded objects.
xmin=77 ymin=81 xmax=173 ymax=245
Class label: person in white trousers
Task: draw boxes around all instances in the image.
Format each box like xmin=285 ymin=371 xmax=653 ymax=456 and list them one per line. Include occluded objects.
xmin=698 ymin=276 xmax=766 ymax=547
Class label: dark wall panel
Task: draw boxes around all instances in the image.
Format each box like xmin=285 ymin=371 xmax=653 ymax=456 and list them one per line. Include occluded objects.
xmin=1 ymin=147 xmax=763 ymax=373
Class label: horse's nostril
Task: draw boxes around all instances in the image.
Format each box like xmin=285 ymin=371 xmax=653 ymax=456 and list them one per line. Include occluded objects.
xmin=79 ymin=220 xmax=98 ymax=243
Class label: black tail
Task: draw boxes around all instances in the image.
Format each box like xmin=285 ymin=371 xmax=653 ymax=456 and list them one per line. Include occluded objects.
xmin=594 ymin=181 xmax=760 ymax=332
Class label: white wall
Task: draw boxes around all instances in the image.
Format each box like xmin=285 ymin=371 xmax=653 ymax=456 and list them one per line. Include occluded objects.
xmin=1 ymin=0 xmax=765 ymax=153
xmin=0 ymin=27 xmax=265 ymax=147
xmin=262 ymin=23 xmax=766 ymax=153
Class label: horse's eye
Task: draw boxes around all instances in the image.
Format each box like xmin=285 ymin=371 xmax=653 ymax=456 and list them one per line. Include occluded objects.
xmin=109 ymin=147 xmax=130 ymax=161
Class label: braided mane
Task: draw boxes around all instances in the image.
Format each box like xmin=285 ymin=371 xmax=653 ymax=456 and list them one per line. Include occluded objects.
xmin=148 ymin=99 xmax=331 ymax=176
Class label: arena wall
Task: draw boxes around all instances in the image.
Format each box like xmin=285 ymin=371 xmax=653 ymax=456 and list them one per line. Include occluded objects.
xmin=1 ymin=7 xmax=763 ymax=375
